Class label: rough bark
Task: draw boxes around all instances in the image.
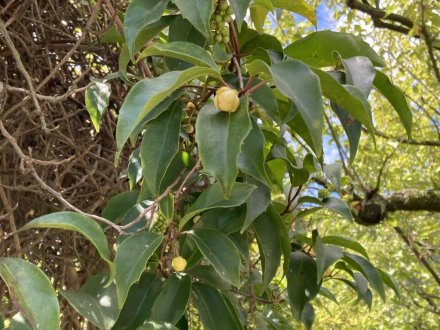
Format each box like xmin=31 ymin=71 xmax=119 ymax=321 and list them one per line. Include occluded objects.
xmin=355 ymin=189 xmax=440 ymax=225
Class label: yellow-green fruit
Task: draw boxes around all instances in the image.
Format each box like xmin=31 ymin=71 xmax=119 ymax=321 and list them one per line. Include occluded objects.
xmin=214 ymin=86 xmax=240 ymax=112
xmin=172 ymin=256 xmax=187 ymax=272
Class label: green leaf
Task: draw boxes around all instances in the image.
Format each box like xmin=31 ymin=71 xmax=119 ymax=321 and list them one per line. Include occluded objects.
xmin=373 ymin=70 xmax=412 ymax=137
xmin=188 ymin=265 xmax=231 ymax=290
xmin=250 ymin=5 xmax=269 ymax=32
xmin=323 ymin=163 xmax=341 ymax=194
xmin=319 ymin=287 xmax=339 ymax=305
xmin=113 ymin=273 xmax=165 ymax=329
xmin=0 ymin=258 xmax=60 ymax=330
xmin=192 ymin=283 xmax=243 ymax=330
xmin=322 ymin=197 xmax=354 ymax=221
xmin=116 ymin=67 xmax=219 ymax=157
xmin=343 ymin=253 xmax=386 ymax=301
xmin=151 ymin=274 xmax=191 ymax=324
xmin=242 ymin=177 xmax=271 ymax=232
xmin=230 ymin=0 xmax=251 ymax=30
xmin=321 ymin=236 xmax=369 ymax=260
xmin=196 ymin=98 xmax=252 ymax=197
xmin=330 ymin=102 xmax=361 ymax=163
xmin=173 ymin=0 xmax=214 ymax=37
xmin=271 ymin=60 xmax=324 ymax=157
xmin=128 ymin=149 xmax=143 ymax=190
xmin=238 ymin=117 xmax=270 ymax=185
xmin=138 ymin=322 xmax=179 ymax=330
xmin=196 ymin=205 xmax=246 ymax=234
xmin=124 ymin=0 xmax=169 ymax=57
xmin=61 ymin=273 xmax=118 ymax=330
xmin=311 ymin=68 xmax=374 ymax=137
xmin=285 ymin=31 xmax=385 ymax=67
xmin=187 ymin=229 xmax=241 ymax=287
xmin=138 ymin=41 xmax=217 ymax=69
xmin=301 ymin=303 xmax=315 ymax=330
xmin=314 ymin=232 xmax=343 ymax=283
xmin=286 ymin=251 xmax=321 ymax=320
xmin=133 ymin=16 xmax=177 ymax=55
xmin=102 ymin=190 xmax=140 ymax=222
xmin=140 ymin=101 xmax=182 ymax=196
xmin=271 ymin=0 xmax=316 ymax=26
xmin=114 ymin=232 xmax=163 ymax=308
xmin=340 ymin=56 xmax=376 ymax=97
xmin=180 ymin=182 xmax=256 ymax=228
xmin=252 ymin=208 xmax=290 ymax=287
xmin=10 ymin=313 xmax=33 ymax=330
xmin=378 ymin=269 xmax=400 ymax=298
xmin=20 ymin=212 xmax=115 ymax=284
xmin=85 ymin=81 xmax=111 ymax=132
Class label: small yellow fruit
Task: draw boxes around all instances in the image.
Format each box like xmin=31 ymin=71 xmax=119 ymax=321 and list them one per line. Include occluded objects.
xmin=171 ymin=256 xmax=187 ymax=272
xmin=214 ymin=86 xmax=240 ymax=112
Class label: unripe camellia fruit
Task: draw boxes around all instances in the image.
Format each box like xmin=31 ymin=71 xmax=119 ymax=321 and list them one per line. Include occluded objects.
xmin=171 ymin=256 xmax=187 ymax=272
xmin=214 ymin=86 xmax=240 ymax=112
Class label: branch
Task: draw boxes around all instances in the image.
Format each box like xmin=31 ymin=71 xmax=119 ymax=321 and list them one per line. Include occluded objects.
xmin=370 ymin=128 xmax=440 ymax=147
xmin=346 ymin=0 xmax=440 ymax=50
xmin=386 ymin=189 xmax=440 ymax=212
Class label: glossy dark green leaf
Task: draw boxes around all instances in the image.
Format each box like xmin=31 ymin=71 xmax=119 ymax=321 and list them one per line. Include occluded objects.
xmin=242 ymin=177 xmax=271 ymax=232
xmin=115 ymin=232 xmax=163 ymax=308
xmin=124 ymin=0 xmax=169 ymax=56
xmin=180 ymin=182 xmax=256 ymax=228
xmin=343 ymin=253 xmax=386 ymax=301
xmin=173 ymin=0 xmax=214 ymax=37
xmin=373 ymin=70 xmax=412 ymax=137
xmin=130 ymin=92 xmax=184 ymax=145
xmin=151 ymin=274 xmax=191 ymax=324
xmin=61 ymin=273 xmax=118 ymax=330
xmin=286 ymin=251 xmax=321 ymax=320
xmin=128 ymin=149 xmax=143 ymax=190
xmin=102 ymin=190 xmax=140 ymax=222
xmin=113 ymin=273 xmax=164 ymax=330
xmin=285 ymin=31 xmax=385 ymax=67
xmin=300 ymin=303 xmax=315 ymax=330
xmin=321 ymin=236 xmax=369 ymax=260
xmin=10 ymin=314 xmax=32 ymax=330
xmin=250 ymin=79 xmax=279 ymax=122
xmin=192 ymin=283 xmax=243 ymax=330
xmin=312 ymin=68 xmax=374 ymax=136
xmin=319 ymin=287 xmax=339 ymax=305
xmin=85 ymin=81 xmax=111 ymax=132
xmin=138 ymin=41 xmax=217 ymax=69
xmin=331 ymin=101 xmax=361 ymax=163
xmin=188 ymin=265 xmax=231 ymax=290
xmin=140 ymin=101 xmax=182 ymax=196
xmin=0 ymin=258 xmax=60 ymax=330
xmin=271 ymin=60 xmax=324 ymax=157
xmin=238 ymin=117 xmax=270 ymax=185
xmin=134 ymin=16 xmax=177 ymax=55
xmin=116 ymin=67 xmax=219 ymax=157
xmin=341 ymin=56 xmax=375 ymax=97
xmin=187 ymin=229 xmax=241 ymax=287
xmin=272 ymin=0 xmax=316 ymax=25
xmin=252 ymin=208 xmax=290 ymax=287
xmin=314 ymin=233 xmax=343 ymax=282
xmin=196 ymin=205 xmax=246 ymax=234
xmin=322 ymin=197 xmax=354 ymax=221
xmin=230 ymin=0 xmax=251 ymax=30
xmin=137 ymin=322 xmax=179 ymax=330
xmin=20 ymin=212 xmax=115 ymax=284
xmin=196 ymin=98 xmax=252 ymax=198
xmin=378 ymin=269 xmax=400 ymax=298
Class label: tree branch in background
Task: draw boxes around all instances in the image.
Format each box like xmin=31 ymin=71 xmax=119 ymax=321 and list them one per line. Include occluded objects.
xmin=394 ymin=226 xmax=440 ymax=287
xmin=346 ymin=0 xmax=440 ymax=82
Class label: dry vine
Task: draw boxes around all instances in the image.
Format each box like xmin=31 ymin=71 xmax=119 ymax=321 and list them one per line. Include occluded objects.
xmin=0 ymin=1 xmax=133 ymax=328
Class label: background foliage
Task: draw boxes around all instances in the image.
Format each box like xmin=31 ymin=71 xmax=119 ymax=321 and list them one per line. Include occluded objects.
xmin=0 ymin=0 xmax=438 ymax=329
